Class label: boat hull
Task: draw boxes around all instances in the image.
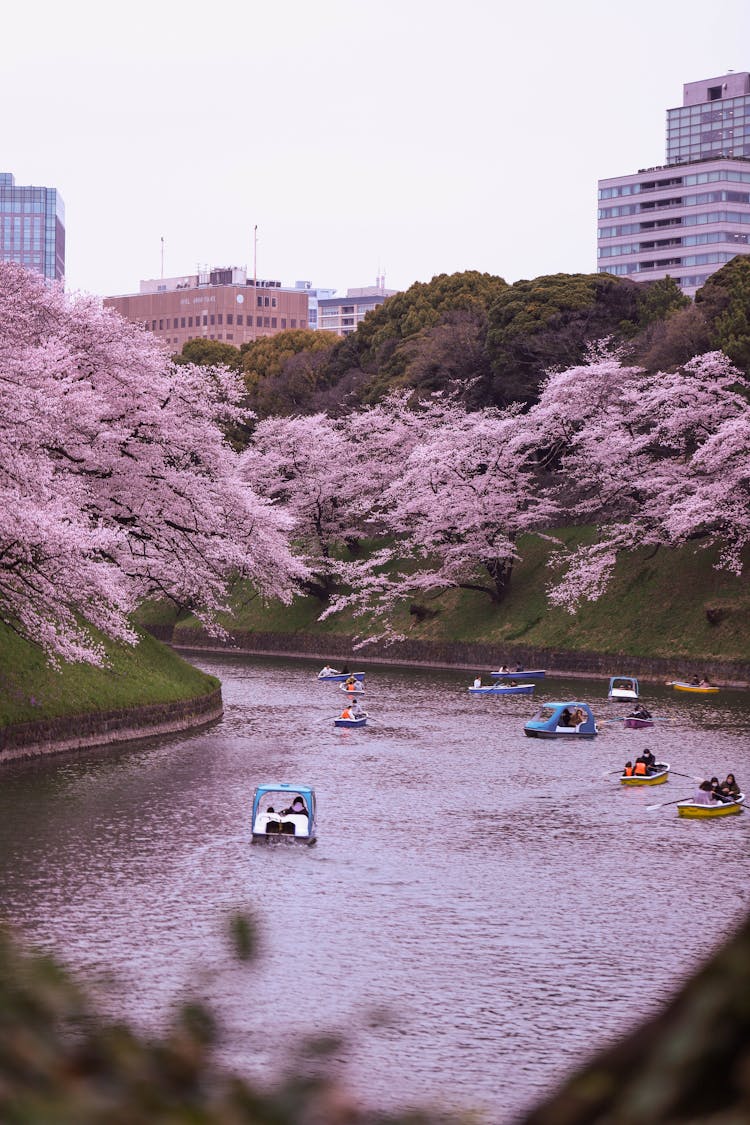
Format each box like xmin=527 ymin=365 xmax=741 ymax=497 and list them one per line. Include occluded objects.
xmin=623 ymin=717 xmax=655 ymax=729
xmin=469 ymin=684 xmax=535 ymax=695
xmin=319 ymin=671 xmax=365 ymax=682
xmin=620 ymin=765 xmax=670 ymax=786
xmin=671 ymin=682 xmax=719 ymax=694
xmin=524 ymin=728 xmax=597 ymax=739
xmin=677 ymin=796 xmax=743 ymax=817
xmin=251 ymin=831 xmax=317 ymax=845
xmin=334 ymin=716 xmax=367 ymax=727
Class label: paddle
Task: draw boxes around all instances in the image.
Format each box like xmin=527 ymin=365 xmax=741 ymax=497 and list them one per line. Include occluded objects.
xmin=646 ymin=797 xmax=688 ymax=811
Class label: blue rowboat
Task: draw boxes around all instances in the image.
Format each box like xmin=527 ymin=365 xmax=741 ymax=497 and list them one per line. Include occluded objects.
xmin=469 ymin=683 xmax=536 ymax=695
xmin=333 ymin=715 xmax=367 ymax=728
xmin=318 ymin=669 xmax=366 ymax=683
xmin=524 ymin=701 xmax=598 ymax=739
xmin=251 ymin=783 xmax=317 ymax=845
xmin=490 ymin=669 xmax=545 ymax=679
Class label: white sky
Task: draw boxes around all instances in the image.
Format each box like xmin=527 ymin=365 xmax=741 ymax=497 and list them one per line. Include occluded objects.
xmin=4 ymin=0 xmax=750 ymax=298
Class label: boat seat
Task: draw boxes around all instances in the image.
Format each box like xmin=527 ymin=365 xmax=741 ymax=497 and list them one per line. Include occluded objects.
xmin=282 ymin=814 xmax=309 ymax=837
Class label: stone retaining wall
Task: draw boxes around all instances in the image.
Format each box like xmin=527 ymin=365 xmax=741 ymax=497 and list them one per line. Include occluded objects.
xmin=171 ymin=628 xmax=750 ymax=687
xmin=0 ymin=687 xmax=223 ymax=764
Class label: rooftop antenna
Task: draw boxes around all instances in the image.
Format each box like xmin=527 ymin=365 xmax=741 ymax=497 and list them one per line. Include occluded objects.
xmin=252 ymin=224 xmax=258 ymax=342
xmin=160 ymin=236 xmax=164 ymax=280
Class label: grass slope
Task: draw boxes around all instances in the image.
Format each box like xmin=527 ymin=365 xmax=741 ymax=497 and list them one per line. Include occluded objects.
xmin=168 ymin=531 xmax=750 ymax=663
xmin=0 ymin=623 xmax=219 ymax=728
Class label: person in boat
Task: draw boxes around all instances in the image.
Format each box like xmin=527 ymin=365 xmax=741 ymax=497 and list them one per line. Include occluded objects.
xmin=640 ymin=748 xmax=657 ymax=773
xmin=623 ymin=761 xmax=634 ymax=777
xmin=709 ymin=776 xmax=731 ymax=803
xmin=690 ymin=675 xmax=701 ymax=686
xmin=344 ymin=675 xmax=358 ymax=691
xmin=498 ymin=664 xmax=510 ymax=674
xmin=571 ymin=707 xmax=586 ymax=727
xmin=509 ymin=679 xmax=518 ymax=687
xmin=628 ymin=703 xmax=652 ymax=720
xmin=721 ymin=773 xmax=741 ymax=799
xmin=514 ymin=664 xmax=525 ymax=672
xmin=350 ymin=697 xmax=364 ymax=717
xmin=693 ymin=780 xmax=717 ymax=805
xmin=473 ymin=675 xmax=482 ymax=688
xmin=340 ymin=705 xmax=354 ymax=720
xmin=559 ymin=707 xmax=573 ymax=727
xmin=320 ymin=664 xmax=337 ymax=677
xmin=281 ymin=796 xmax=308 ymax=819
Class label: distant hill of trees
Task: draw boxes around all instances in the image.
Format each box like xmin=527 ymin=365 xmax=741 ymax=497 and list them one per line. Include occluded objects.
xmin=174 ymin=257 xmax=750 ymax=422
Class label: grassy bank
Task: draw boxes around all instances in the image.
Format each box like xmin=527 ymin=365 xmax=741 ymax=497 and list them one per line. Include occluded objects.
xmin=163 ymin=531 xmax=750 ymax=664
xmin=0 ymin=622 xmax=219 ymax=728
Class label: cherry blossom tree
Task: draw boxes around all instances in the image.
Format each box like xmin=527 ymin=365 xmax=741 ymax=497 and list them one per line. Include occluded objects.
xmin=0 ymin=263 xmax=304 ymax=664
xmin=239 ymin=413 xmax=371 ymax=599
xmin=322 ymin=394 xmax=561 ymax=632
xmin=532 ymin=349 xmax=750 ymax=606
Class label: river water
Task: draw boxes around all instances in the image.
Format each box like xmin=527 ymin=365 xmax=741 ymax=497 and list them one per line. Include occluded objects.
xmin=0 ymin=654 xmax=748 ymax=1123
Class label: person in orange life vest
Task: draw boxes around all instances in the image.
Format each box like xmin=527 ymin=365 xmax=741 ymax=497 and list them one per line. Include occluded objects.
xmin=623 ymin=761 xmax=634 ymax=777
xmin=633 ymin=759 xmax=648 ymax=776
xmin=340 ymin=705 xmax=354 ymax=720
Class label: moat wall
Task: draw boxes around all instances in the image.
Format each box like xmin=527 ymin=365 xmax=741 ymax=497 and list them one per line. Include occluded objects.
xmin=169 ymin=627 xmax=750 ymax=687
xmin=0 ymin=687 xmax=223 ymax=763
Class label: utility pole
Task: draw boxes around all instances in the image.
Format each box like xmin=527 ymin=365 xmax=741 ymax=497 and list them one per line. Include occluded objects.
xmin=252 ymin=224 xmax=258 ymax=341
xmin=160 ymin=236 xmax=164 ymax=280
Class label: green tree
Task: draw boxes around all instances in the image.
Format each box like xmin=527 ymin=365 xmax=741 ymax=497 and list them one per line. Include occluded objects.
xmin=173 ymin=338 xmax=242 ymax=370
xmin=695 ymin=254 xmax=750 ymax=373
xmin=485 ymin=272 xmax=649 ymax=406
xmin=240 ymin=329 xmax=339 ymax=417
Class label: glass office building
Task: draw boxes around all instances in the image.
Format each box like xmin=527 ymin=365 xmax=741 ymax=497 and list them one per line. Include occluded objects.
xmin=0 ymin=172 xmax=65 ymax=283
xmin=598 ymin=73 xmax=750 ymax=295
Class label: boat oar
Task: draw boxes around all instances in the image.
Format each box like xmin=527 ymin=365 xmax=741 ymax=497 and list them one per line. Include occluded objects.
xmin=646 ymin=797 xmax=688 ymax=811
xmin=669 ymin=770 xmax=703 ymax=780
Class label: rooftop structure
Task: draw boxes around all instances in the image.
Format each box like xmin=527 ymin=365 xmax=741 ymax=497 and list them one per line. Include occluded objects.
xmin=317 ymin=280 xmax=398 ymax=336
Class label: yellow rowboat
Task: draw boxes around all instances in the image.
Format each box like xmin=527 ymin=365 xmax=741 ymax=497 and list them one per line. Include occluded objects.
xmin=677 ymin=795 xmax=744 ymax=818
xmin=670 ymin=681 xmax=719 ymax=694
xmin=621 ymin=764 xmax=670 ymax=786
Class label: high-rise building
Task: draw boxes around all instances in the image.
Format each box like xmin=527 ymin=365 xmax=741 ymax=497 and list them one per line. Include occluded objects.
xmin=104 ymin=266 xmax=309 ymax=349
xmin=0 ymin=172 xmax=65 ymax=282
xmin=597 ymin=72 xmax=750 ymax=295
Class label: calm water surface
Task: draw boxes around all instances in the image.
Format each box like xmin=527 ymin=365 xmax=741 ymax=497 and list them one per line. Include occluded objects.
xmin=0 ymin=655 xmax=749 ymax=1123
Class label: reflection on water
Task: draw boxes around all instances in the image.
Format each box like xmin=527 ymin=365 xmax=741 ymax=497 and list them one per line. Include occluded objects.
xmin=0 ymin=655 xmax=748 ymax=1123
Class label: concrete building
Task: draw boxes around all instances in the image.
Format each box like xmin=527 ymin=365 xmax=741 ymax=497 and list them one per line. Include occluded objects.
xmin=317 ymin=281 xmax=398 ymax=336
xmin=598 ymin=72 xmax=750 ymax=295
xmin=104 ymin=266 xmax=309 ymax=349
xmin=294 ymin=280 xmax=336 ymax=329
xmin=0 ymin=172 xmax=65 ymax=282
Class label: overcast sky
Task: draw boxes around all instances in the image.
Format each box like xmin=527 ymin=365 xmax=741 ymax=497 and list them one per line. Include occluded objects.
xmin=4 ymin=0 xmax=750 ymax=298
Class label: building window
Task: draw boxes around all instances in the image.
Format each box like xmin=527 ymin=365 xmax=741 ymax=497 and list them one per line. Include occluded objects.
xmin=210 ymin=314 xmax=215 ymax=325
xmin=152 ymin=320 xmax=157 ymax=330
xmin=708 ymin=85 xmax=722 ymax=101
xmin=188 ymin=317 xmax=193 ymax=327
xmin=256 ymin=316 xmax=262 ymax=327
xmin=181 ymin=317 xmax=186 ymax=328
xmin=202 ymin=315 xmax=208 ymax=326
xmin=237 ymin=314 xmax=243 ymax=325
xmin=281 ymin=318 xmax=287 ymax=328
xmin=257 ymin=295 xmax=262 ymax=307
xmin=291 ymin=319 xmax=296 ymax=328
xmin=227 ymin=314 xmax=233 ymax=325
xmin=217 ymin=314 xmax=223 ymax=325
xmin=271 ymin=317 xmax=277 ymax=328
xmin=159 ymin=319 xmax=164 ymax=330
xmin=271 ymin=297 xmax=277 ymax=307
xmin=263 ymin=316 xmax=270 ymax=327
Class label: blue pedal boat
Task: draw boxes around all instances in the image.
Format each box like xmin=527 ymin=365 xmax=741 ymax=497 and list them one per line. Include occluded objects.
xmin=524 ymin=701 xmax=598 ymax=739
xmin=608 ymin=676 xmax=639 ymax=701
xmin=251 ymin=783 xmax=317 ymax=845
